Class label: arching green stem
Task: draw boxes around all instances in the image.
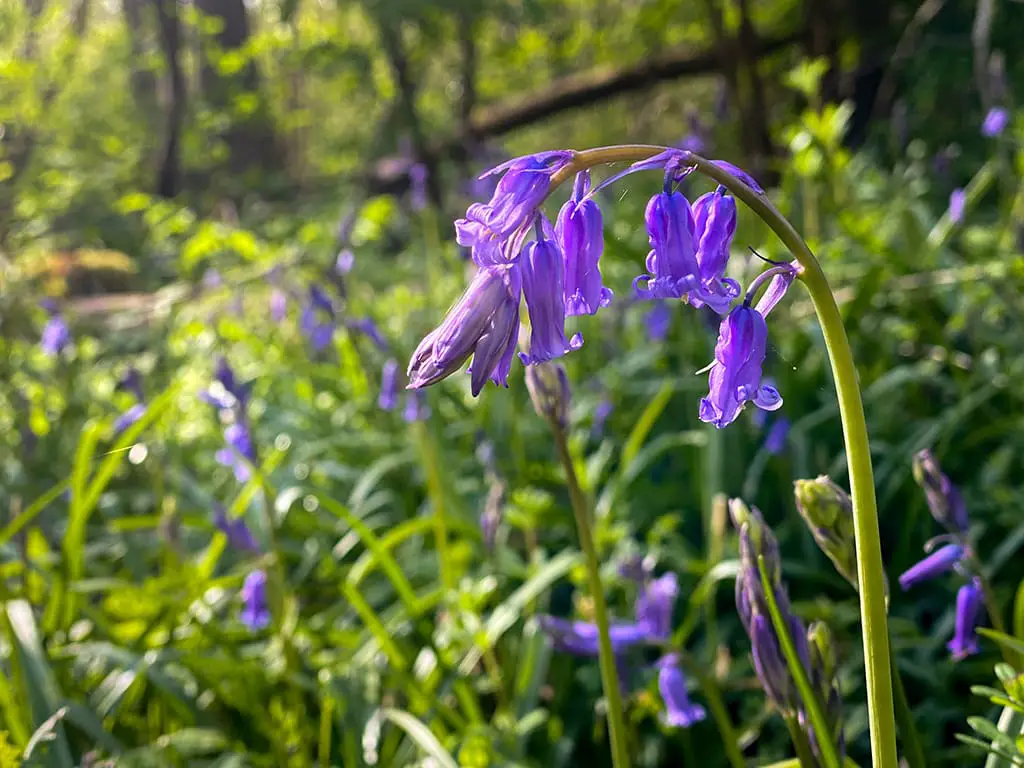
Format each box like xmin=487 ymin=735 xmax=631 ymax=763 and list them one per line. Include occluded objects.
xmin=549 ymin=145 xmax=898 ymax=767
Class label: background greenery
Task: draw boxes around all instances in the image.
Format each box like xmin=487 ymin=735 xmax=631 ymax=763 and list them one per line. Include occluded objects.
xmin=2 ymin=0 xmax=1024 ymax=765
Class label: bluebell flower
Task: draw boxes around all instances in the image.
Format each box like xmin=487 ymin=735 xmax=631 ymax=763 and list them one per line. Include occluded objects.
xmin=645 ymin=303 xmax=672 ymax=342
xmin=948 ymin=577 xmax=983 ymax=660
xmin=201 ymin=358 xmax=251 ymax=411
xmin=112 ymin=368 xmax=146 ymax=435
xmin=214 ymin=506 xmax=260 ymax=552
xmin=409 ymin=163 xmax=429 ymax=211
xmin=764 ymin=416 xmax=790 ymax=454
xmin=407 ymin=264 xmax=522 ymax=396
xmin=635 ymin=573 xmax=678 ymax=640
xmin=689 ymin=187 xmax=741 ymax=313
xmin=898 ymin=544 xmax=965 ymax=591
xmin=556 ymin=171 xmax=612 ymax=316
xmin=117 ymin=368 xmax=145 ymax=400
xmin=41 ymin=310 xmax=71 ymax=356
xmin=336 ymin=249 xmax=355 ymax=275
xmin=379 ymin=359 xmax=399 ymax=411
xmin=301 ymin=286 xmax=335 ymax=352
xmin=634 ymin=184 xmax=702 ymax=301
xmin=519 ymin=220 xmax=583 ymax=365
xmin=592 ymin=398 xmax=613 ymax=438
xmin=455 ymin=151 xmax=573 ymax=266
xmin=913 ymin=449 xmax=969 ymax=533
xmin=216 ymin=422 xmax=257 ymax=483
xmin=657 ymin=654 xmax=706 ymax=728
xmin=949 ymin=188 xmax=966 ymax=224
xmin=113 ymin=404 xmax=146 ymax=435
xmin=349 ymin=317 xmax=389 ymax=350
xmin=699 ymin=304 xmax=782 ymax=428
xmin=537 ymin=616 xmax=650 ymax=656
xmin=403 ymin=391 xmax=430 ymax=422
xmin=240 ymin=570 xmax=270 ymax=630
xmin=982 ymin=107 xmax=1009 ymax=138
xmin=270 ymin=289 xmax=287 ymax=323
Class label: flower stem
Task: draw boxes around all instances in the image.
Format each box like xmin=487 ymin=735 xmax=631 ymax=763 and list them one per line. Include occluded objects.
xmin=784 ymin=716 xmax=819 ymax=768
xmin=889 ymin=647 xmax=926 ymax=768
xmin=551 ymin=145 xmax=898 ymax=768
xmin=551 ymin=421 xmax=631 ymax=768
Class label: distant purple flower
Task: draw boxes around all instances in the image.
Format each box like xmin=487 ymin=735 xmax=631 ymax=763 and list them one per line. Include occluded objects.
xmin=537 ymin=616 xmax=649 ymax=656
xmin=240 ymin=570 xmax=270 ymax=630
xmin=657 ymin=654 xmax=706 ymax=728
xmin=117 ymin=368 xmax=145 ymax=400
xmin=270 ymin=289 xmax=287 ymax=322
xmin=949 ymin=188 xmax=966 ymax=224
xmin=677 ymin=134 xmax=705 ymax=154
xmin=557 ymin=171 xmax=612 ymax=316
xmin=699 ymin=304 xmax=782 ymax=428
xmin=113 ymin=404 xmax=146 ymax=436
xmin=645 ymin=303 xmax=672 ymax=342
xmin=349 ymin=317 xmax=388 ymax=350
xmin=403 ymin=391 xmax=430 ymax=422
xmin=636 ymin=573 xmax=678 ymax=640
xmin=764 ymin=416 xmax=790 ymax=454
xmin=379 ymin=359 xmax=399 ymax=411
xmin=898 ymin=544 xmax=965 ymax=591
xmin=592 ymin=398 xmax=613 ymax=438
xmin=913 ymin=449 xmax=969 ymax=533
xmin=41 ymin=314 xmax=70 ymax=356
xmin=336 ymin=249 xmax=355 ymax=275
xmin=201 ymin=358 xmax=250 ymax=411
xmin=409 ymin=163 xmax=429 ymax=211
xmin=214 ymin=506 xmax=259 ymax=552
xmin=407 ymin=264 xmax=522 ymax=396
xmin=519 ymin=220 xmax=583 ymax=365
xmin=982 ymin=107 xmax=1009 ymax=138
xmin=301 ymin=286 xmax=335 ymax=352
xmin=455 ymin=151 xmax=573 ymax=266
xmin=216 ymin=422 xmax=256 ymax=483
xmin=948 ymin=577 xmax=983 ymax=660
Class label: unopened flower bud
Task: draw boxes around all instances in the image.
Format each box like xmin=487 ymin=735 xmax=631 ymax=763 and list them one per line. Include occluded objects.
xmin=794 ymin=476 xmax=860 ymax=592
xmin=525 ymin=361 xmax=571 ymax=428
xmin=912 ymin=449 xmax=968 ymax=533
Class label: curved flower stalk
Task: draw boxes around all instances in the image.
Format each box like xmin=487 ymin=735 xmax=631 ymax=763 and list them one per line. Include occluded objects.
xmin=407 ymin=143 xmax=898 ymax=767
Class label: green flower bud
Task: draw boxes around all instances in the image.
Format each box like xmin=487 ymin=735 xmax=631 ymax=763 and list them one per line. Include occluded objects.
xmin=524 ymin=361 xmax=571 ymax=428
xmin=793 ymin=476 xmax=860 ymax=592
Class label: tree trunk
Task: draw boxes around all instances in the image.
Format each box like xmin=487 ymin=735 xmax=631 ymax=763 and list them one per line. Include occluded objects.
xmin=193 ymin=0 xmax=284 ymax=179
xmin=122 ymin=0 xmax=159 ymax=115
xmin=152 ymin=0 xmax=185 ymax=198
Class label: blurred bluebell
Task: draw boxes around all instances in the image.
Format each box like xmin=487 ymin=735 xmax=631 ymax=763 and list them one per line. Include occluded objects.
xmin=113 ymin=368 xmax=146 ymax=435
xmin=557 ymin=170 xmax=612 ymax=316
xmin=378 ymin=359 xmax=399 ymax=411
xmin=270 ymin=288 xmax=288 ymax=323
xmin=592 ymin=398 xmax=613 ymax=439
xmin=948 ymin=577 xmax=984 ymax=660
xmin=403 ymin=391 xmax=430 ymax=422
xmin=913 ymin=449 xmax=969 ymax=533
xmin=409 ymin=162 xmax=429 ymax=211
xmin=301 ymin=285 xmax=336 ymax=352
xmin=214 ymin=506 xmax=259 ymax=553
xmin=645 ymin=303 xmax=672 ymax=342
xmin=699 ymin=304 xmax=782 ymax=428
xmin=949 ymin=188 xmax=966 ymax=224
xmin=240 ymin=570 xmax=270 ymax=630
xmin=407 ymin=264 xmax=522 ymax=396
xmin=40 ymin=305 xmax=71 ymax=356
xmin=764 ymin=416 xmax=790 ymax=454
xmin=538 ymin=616 xmax=649 ymax=656
xmin=657 ymin=653 xmax=706 ymax=728
xmin=117 ymin=368 xmax=144 ymax=400
xmin=216 ymin=423 xmax=257 ymax=483
xmin=202 ymin=269 xmax=222 ymax=289
xmin=336 ymin=249 xmax=355 ymax=275
xmin=456 ymin=151 xmax=573 ymax=266
xmin=519 ymin=220 xmax=583 ymax=365
xmin=635 ymin=573 xmax=678 ymax=640
xmin=350 ymin=317 xmax=389 ymax=350
xmin=982 ymin=106 xmax=1009 ymax=137
xmin=898 ymin=543 xmax=965 ymax=591
xmin=113 ymin=404 xmax=146 ymax=436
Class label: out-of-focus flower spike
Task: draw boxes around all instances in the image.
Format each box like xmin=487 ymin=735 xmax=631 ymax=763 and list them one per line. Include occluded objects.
xmin=898 ymin=543 xmax=965 ymax=591
xmin=949 ymin=188 xmax=966 ymax=224
xmin=240 ymin=570 xmax=270 ymax=630
xmin=378 ymin=359 xmax=399 ymax=411
xmin=403 ymin=391 xmax=430 ymax=422
xmin=537 ymin=615 xmax=649 ymax=656
xmin=636 ymin=572 xmax=678 ymax=640
xmin=982 ymin=106 xmax=1009 ymax=138
xmin=764 ymin=416 xmax=790 ymax=454
xmin=912 ymin=449 xmax=969 ymax=533
xmin=948 ymin=577 xmax=984 ymax=660
xmin=657 ymin=654 xmax=707 ymax=728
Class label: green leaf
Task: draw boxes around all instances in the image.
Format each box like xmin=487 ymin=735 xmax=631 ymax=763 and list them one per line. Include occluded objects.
xmin=979 ymin=628 xmax=1024 ymax=658
xmin=380 ymin=708 xmax=458 ymax=768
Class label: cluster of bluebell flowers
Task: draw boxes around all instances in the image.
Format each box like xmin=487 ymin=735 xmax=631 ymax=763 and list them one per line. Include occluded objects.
xmin=40 ymin=300 xmax=71 ymax=356
xmin=202 ymin=358 xmax=257 ymax=484
xmin=407 ymin=147 xmax=798 ymax=427
xmin=899 ymin=449 xmax=984 ymax=660
xmin=539 ymin=570 xmax=706 ymax=729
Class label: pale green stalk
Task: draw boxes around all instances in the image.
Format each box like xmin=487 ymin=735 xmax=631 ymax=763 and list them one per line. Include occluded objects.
xmin=548 ymin=145 xmax=898 ymax=767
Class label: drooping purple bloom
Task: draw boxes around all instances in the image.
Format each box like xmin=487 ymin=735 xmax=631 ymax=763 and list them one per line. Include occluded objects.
xmin=117 ymin=368 xmax=145 ymax=400
xmin=301 ymin=286 xmax=336 ymax=352
xmin=537 ymin=616 xmax=650 ymax=656
xmin=636 ymin=573 xmax=678 ymax=640
xmin=657 ymin=654 xmax=707 ymax=728
xmin=403 ymin=391 xmax=430 ymax=422
xmin=409 ymin=163 xmax=429 ymax=211
xmin=407 ymin=264 xmax=522 ymax=396
xmin=764 ymin=416 xmax=790 ymax=454
xmin=349 ymin=317 xmax=389 ymax=350
xmin=689 ymin=187 xmax=741 ymax=313
xmin=113 ymin=403 xmax=146 ymax=435
xmin=912 ymin=449 xmax=969 ymax=533
xmin=519 ymin=222 xmax=583 ymax=365
xmin=982 ymin=107 xmax=1009 ymax=138
xmin=216 ymin=422 xmax=256 ymax=483
xmin=336 ymin=249 xmax=355 ymax=275
xmin=455 ymin=151 xmax=573 ymax=266
xmin=201 ymin=357 xmax=251 ymax=411
xmin=379 ymin=359 xmax=399 ymax=410
xmin=270 ymin=288 xmax=288 ymax=323
xmin=634 ymin=187 xmax=701 ymax=301
xmin=214 ymin=506 xmax=260 ymax=553
xmin=240 ymin=569 xmax=270 ymax=630
xmin=898 ymin=544 xmax=965 ymax=591
xmin=949 ymin=188 xmax=966 ymax=224
xmin=645 ymin=303 xmax=672 ymax=342
xmin=41 ymin=313 xmax=71 ymax=356
xmin=948 ymin=577 xmax=983 ymax=660
xmin=753 ymin=263 xmax=799 ymax=317
xmin=699 ymin=304 xmax=782 ymax=428
xmin=592 ymin=398 xmax=613 ymax=438
xmin=557 ymin=171 xmax=612 ymax=316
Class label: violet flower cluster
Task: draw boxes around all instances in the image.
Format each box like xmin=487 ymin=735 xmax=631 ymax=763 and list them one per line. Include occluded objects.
xmin=40 ymin=300 xmax=71 ymax=357
xmin=899 ymin=449 xmax=984 ymax=660
xmin=539 ymin=570 xmax=706 ymax=729
xmin=731 ymin=498 xmax=845 ymax=761
xmin=406 ymin=147 xmax=797 ymax=428
xmin=202 ymin=358 xmax=257 ymax=484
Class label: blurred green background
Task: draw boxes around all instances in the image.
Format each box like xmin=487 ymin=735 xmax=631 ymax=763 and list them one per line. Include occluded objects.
xmin=2 ymin=0 xmax=1024 ymax=765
